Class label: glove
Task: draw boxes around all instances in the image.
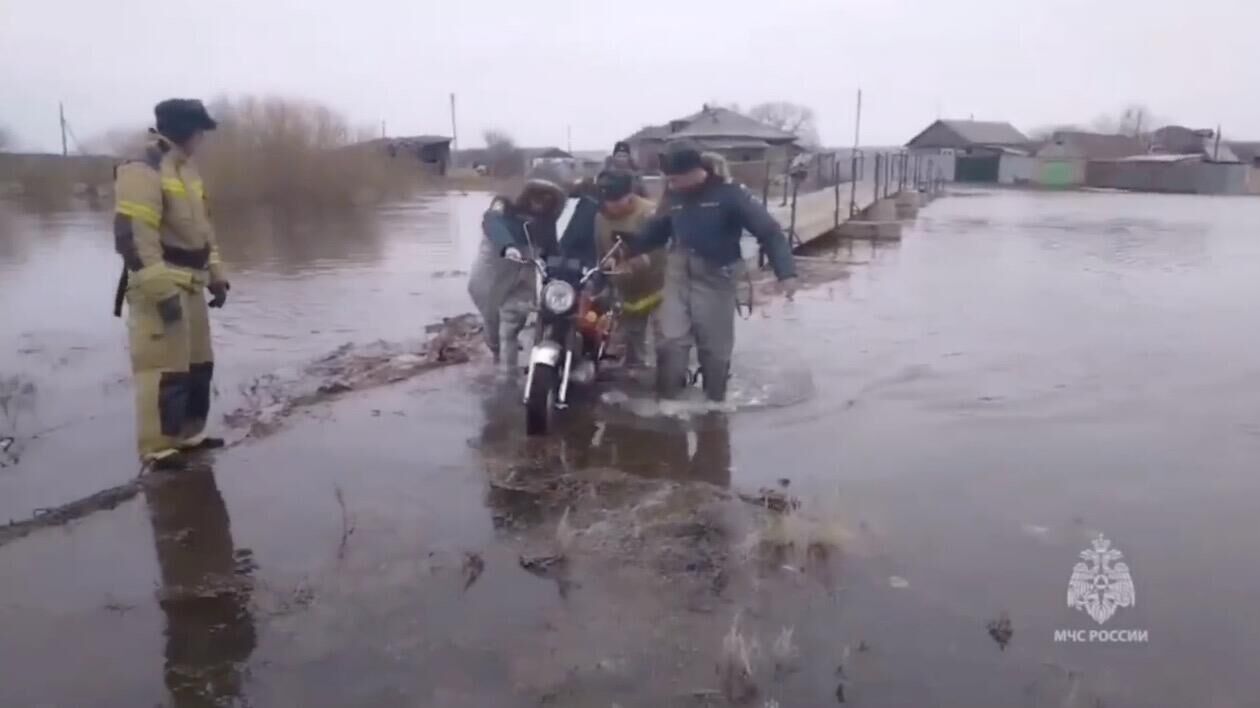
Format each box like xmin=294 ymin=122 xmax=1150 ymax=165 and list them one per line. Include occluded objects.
xmin=208 ymin=280 xmax=230 ymax=308
xmin=156 ymin=293 xmax=183 ymax=324
xmin=503 ymin=246 xmax=523 ymax=262
xmin=778 ymin=277 xmax=799 ymax=301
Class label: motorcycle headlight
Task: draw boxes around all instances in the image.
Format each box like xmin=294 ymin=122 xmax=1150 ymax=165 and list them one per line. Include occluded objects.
xmin=542 ymin=280 xmax=576 ymax=313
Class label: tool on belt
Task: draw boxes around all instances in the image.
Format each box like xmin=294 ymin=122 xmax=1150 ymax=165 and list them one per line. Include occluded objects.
xmin=112 ymin=267 xmax=128 ymax=317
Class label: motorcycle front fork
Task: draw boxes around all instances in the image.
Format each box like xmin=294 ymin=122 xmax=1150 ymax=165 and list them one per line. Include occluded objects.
xmin=556 ymin=350 xmax=574 ymax=409
xmin=524 ymin=346 xmax=574 ymax=410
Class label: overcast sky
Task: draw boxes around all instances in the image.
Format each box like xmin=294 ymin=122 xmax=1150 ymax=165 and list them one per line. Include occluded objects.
xmin=2 ymin=0 xmax=1255 ymax=153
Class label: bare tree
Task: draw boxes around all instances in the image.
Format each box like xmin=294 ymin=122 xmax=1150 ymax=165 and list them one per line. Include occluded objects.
xmin=1027 ymin=123 xmax=1084 ymax=141
xmin=1090 ymin=104 xmax=1165 ymax=137
xmin=748 ymin=101 xmax=821 ymax=147
xmin=483 ymin=128 xmax=523 ymax=177
xmin=706 ymin=100 xmax=743 ymax=114
xmin=82 ymin=127 xmax=147 ymax=156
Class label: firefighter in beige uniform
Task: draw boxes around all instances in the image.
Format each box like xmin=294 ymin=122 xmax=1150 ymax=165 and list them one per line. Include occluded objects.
xmin=592 ymin=169 xmax=664 ymax=367
xmin=113 ymin=99 xmax=229 ymax=468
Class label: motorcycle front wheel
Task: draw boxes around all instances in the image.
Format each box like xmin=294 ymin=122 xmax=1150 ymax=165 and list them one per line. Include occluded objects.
xmin=525 ymin=363 xmax=557 ymax=436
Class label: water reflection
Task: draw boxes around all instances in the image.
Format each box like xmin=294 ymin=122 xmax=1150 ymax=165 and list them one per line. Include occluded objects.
xmin=215 ymin=208 xmax=387 ymax=276
xmin=477 ymin=381 xmax=732 ymax=487
xmin=145 ymin=464 xmax=256 ymax=707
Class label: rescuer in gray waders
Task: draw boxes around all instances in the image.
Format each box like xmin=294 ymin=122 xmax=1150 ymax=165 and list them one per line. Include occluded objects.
xmin=628 ymin=141 xmax=797 ymax=402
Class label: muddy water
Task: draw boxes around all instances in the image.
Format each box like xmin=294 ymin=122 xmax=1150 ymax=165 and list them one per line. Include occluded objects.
xmin=4 ymin=189 xmax=1260 ymax=707
xmin=0 ymin=195 xmax=485 ymax=518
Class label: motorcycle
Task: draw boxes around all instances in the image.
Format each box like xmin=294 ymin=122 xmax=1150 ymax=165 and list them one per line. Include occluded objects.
xmin=517 ymin=239 xmax=625 ymax=436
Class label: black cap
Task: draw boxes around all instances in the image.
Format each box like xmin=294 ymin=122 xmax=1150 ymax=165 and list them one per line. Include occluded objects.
xmin=596 ymin=169 xmax=634 ymax=202
xmin=661 ymin=140 xmax=704 ymax=175
xmin=613 ymin=140 xmax=631 ymax=155
xmin=154 ymin=99 xmax=217 ymax=145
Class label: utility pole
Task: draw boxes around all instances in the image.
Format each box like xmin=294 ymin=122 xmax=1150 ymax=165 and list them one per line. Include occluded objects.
xmin=566 ymin=125 xmax=572 ymax=153
xmin=449 ymin=93 xmax=458 ymax=153
xmin=381 ymin=120 xmax=386 ymax=139
xmin=849 ymin=88 xmax=862 ymax=217
xmin=1214 ymin=124 xmax=1222 ymax=162
xmin=59 ymin=102 xmax=68 ymax=156
xmin=853 ymin=89 xmax=862 ymax=151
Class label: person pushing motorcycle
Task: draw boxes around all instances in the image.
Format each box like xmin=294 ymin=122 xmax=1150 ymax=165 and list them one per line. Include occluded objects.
xmin=627 ymin=141 xmax=797 ymax=402
xmin=467 ymin=179 xmax=568 ymax=373
xmin=593 ymin=169 xmax=664 ymax=368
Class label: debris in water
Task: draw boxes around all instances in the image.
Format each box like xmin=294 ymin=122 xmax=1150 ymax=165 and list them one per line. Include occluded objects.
xmin=1 ymin=474 xmax=152 ymax=548
xmin=856 ymin=640 xmax=870 ymax=653
xmin=0 ymin=436 xmax=14 ymax=468
xmin=835 ymin=681 xmax=847 ymax=703
xmin=102 ymin=596 xmax=136 ymax=615
xmin=225 ymin=313 xmax=480 ymax=440
xmin=718 ymin=614 xmax=759 ymax=704
xmin=519 ymin=553 xmax=567 ymax=576
xmin=888 ymin=576 xmax=910 ymax=589
xmin=333 ymin=484 xmax=355 ymax=561
xmin=462 ymin=552 xmax=485 ymax=591
xmin=555 ymin=507 xmax=578 ymax=551
xmin=318 ymin=381 xmax=353 ymax=395
xmin=519 ymin=552 xmax=576 ymax=599
xmin=987 ymin=611 xmax=1013 ymax=650
xmin=771 ymin=627 xmax=800 ymax=678
xmin=737 ymin=487 xmax=800 ymax=514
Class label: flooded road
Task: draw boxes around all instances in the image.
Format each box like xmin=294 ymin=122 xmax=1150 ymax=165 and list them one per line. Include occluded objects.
xmin=3 ymin=189 xmax=1260 ymax=706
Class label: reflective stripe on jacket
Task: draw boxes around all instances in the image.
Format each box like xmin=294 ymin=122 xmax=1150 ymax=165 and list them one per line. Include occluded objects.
xmin=113 ymin=137 xmax=226 ymax=301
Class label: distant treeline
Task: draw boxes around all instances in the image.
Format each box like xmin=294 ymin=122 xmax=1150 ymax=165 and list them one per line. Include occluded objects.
xmin=0 ymin=96 xmax=441 ymax=209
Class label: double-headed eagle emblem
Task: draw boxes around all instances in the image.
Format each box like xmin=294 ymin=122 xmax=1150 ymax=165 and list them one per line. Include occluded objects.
xmin=1067 ymin=534 xmax=1135 ymax=624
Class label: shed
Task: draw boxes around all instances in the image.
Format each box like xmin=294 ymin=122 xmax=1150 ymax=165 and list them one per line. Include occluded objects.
xmin=375 ymin=135 xmax=452 ymax=175
xmin=1034 ymin=131 xmax=1146 ymax=187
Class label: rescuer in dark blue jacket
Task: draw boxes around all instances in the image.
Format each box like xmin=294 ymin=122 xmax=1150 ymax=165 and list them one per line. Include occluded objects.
xmin=629 ymin=141 xmax=797 ymax=401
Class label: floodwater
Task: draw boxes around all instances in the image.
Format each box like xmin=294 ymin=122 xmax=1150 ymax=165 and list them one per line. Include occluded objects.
xmin=3 ymin=189 xmax=1260 ymax=707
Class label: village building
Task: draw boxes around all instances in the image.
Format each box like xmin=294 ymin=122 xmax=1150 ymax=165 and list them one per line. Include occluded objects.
xmin=905 ymin=119 xmax=1031 ymax=184
xmin=623 ymin=105 xmax=803 ymax=181
xmin=368 ymin=135 xmax=452 ymax=176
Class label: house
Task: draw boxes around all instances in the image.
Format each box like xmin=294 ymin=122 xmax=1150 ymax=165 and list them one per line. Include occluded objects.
xmin=1085 ymin=126 xmax=1254 ymax=195
xmin=1086 ymin=153 xmax=1252 ymax=195
xmin=1033 ymin=130 xmax=1146 ymax=187
xmin=372 ymin=135 xmax=452 ymax=175
xmin=905 ymin=119 xmax=1031 ymax=183
xmin=567 ymin=150 xmax=610 ymax=180
xmin=520 ymin=147 xmax=604 ymax=183
xmin=1228 ymin=142 xmax=1260 ymax=168
xmin=624 ymin=105 xmax=801 ymax=174
xmin=1151 ymin=126 xmax=1239 ymax=163
xmin=1227 ymin=142 xmax=1260 ymax=195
